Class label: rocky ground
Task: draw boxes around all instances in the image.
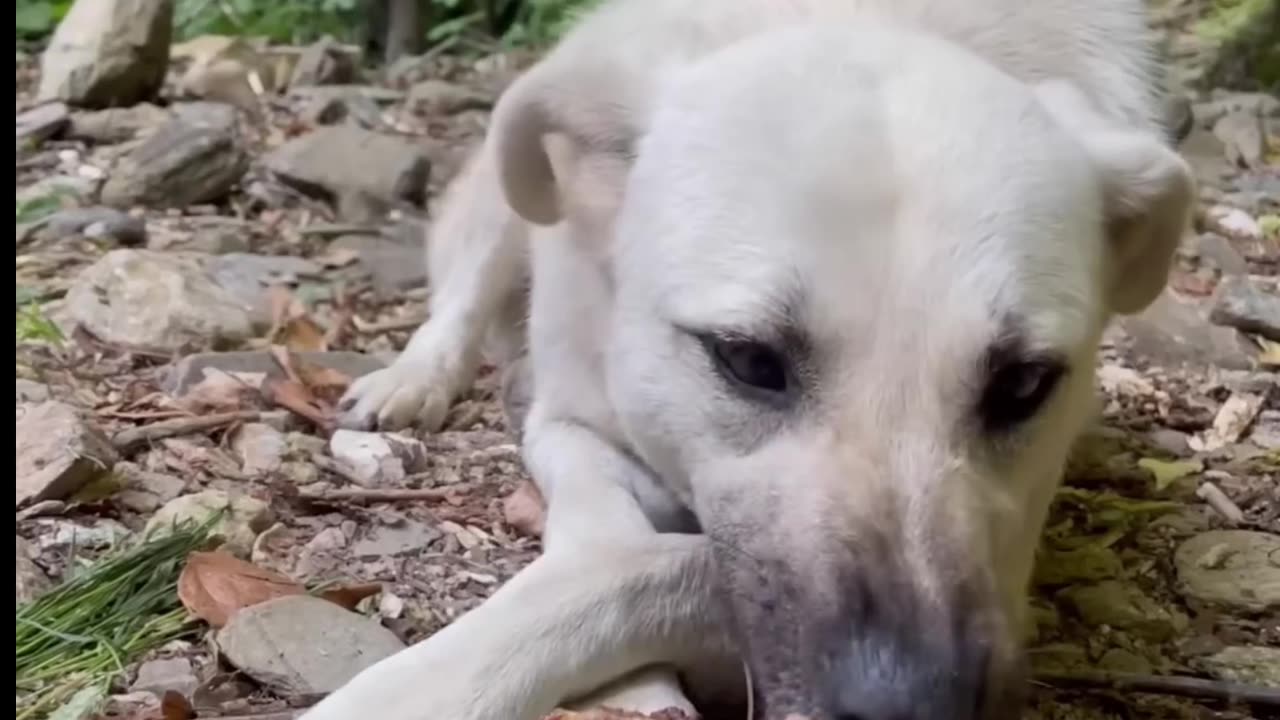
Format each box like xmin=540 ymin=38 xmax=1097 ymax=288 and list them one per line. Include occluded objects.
xmin=14 ymin=1 xmax=1279 ymax=719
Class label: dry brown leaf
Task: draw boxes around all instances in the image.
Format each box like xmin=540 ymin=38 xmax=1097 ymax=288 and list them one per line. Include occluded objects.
xmin=160 ymin=690 xmax=196 ymax=720
xmin=317 ymin=582 xmax=383 ymax=611
xmin=503 ymin=480 xmax=547 ymax=538
xmin=270 ymin=344 xmax=352 ymax=406
xmin=260 ymin=375 xmax=334 ymax=431
xmin=178 ymin=550 xmax=305 ymax=628
xmin=266 ymin=286 xmax=329 ymax=352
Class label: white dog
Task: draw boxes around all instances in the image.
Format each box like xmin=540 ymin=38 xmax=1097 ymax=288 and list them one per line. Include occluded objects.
xmin=322 ymin=1 xmax=1192 ymax=718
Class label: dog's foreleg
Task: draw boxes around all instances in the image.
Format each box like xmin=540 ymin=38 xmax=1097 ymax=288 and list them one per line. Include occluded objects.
xmin=298 ymin=534 xmax=727 ymax=720
xmin=338 ymin=144 xmax=528 ymax=432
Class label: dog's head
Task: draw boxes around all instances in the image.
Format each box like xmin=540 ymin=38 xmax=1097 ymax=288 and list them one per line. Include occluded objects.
xmin=493 ymin=23 xmax=1192 ymax=720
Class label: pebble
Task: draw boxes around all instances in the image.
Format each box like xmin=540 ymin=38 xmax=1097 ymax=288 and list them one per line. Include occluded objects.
xmin=203 ymin=252 xmax=325 ymax=324
xmin=1174 ymin=530 xmax=1280 ymax=613
xmin=329 ymin=430 xmax=429 ymax=487
xmin=99 ymin=112 xmax=248 ymax=208
xmin=15 ymin=535 xmax=52 ymax=605
xmin=351 ymin=515 xmax=441 ymax=558
xmin=65 ymin=250 xmax=256 ymax=352
xmin=15 ymin=378 xmax=51 ymax=403
xmin=39 ymin=206 xmax=146 ymax=245
xmin=231 ymin=422 xmax=287 ymax=477
xmin=16 ymin=101 xmax=69 ymax=146
xmin=1059 ymin=580 xmax=1186 ymax=641
xmin=1210 ymin=275 xmax=1280 ymax=342
xmin=216 ymin=595 xmax=404 ymax=695
xmin=130 ymin=657 xmax=199 ymax=698
xmin=40 ymin=518 xmax=132 ymax=550
xmin=146 ymin=490 xmax=274 ymax=558
xmin=1198 ymin=645 xmax=1280 ymax=686
xmin=15 ymin=401 xmax=117 ymax=508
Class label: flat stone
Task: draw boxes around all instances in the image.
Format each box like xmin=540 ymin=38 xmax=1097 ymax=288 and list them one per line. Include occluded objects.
xmin=39 ymin=206 xmax=146 ymax=246
xmin=216 ymin=595 xmax=404 ymax=695
xmin=351 ymin=515 xmax=441 ymax=558
xmin=232 ymin=423 xmax=287 ymax=477
xmin=163 ymin=351 xmax=385 ymax=396
xmin=16 ymin=174 xmax=98 ymax=208
xmin=113 ymin=462 xmax=187 ymax=513
xmin=289 ymin=37 xmax=358 ymax=88
xmin=1210 ymin=275 xmax=1280 ymax=342
xmin=16 ymin=401 xmax=117 ymax=508
xmin=38 ymin=518 xmax=132 ymax=550
xmin=329 ymin=430 xmax=428 ymax=487
xmin=1199 ymin=646 xmax=1280 ymax=686
xmin=38 ymin=0 xmax=172 ymax=107
xmin=130 ymin=657 xmax=199 ymax=698
xmin=65 ymin=103 xmax=170 ymax=144
xmin=299 ymin=89 xmax=386 ymax=130
xmin=16 ymin=102 xmax=69 ymax=147
xmin=405 ymin=79 xmax=492 ymax=116
xmin=203 ymin=253 xmax=324 ymax=325
xmin=1033 ymin=546 xmax=1122 ymax=587
xmin=100 ymin=111 xmax=247 ymax=208
xmin=1117 ymin=289 xmax=1257 ymax=369
xmin=16 ymin=535 xmax=52 ymax=605
xmin=65 ymin=249 xmax=256 ymax=352
xmin=146 ymin=490 xmax=273 ymax=558
xmin=1193 ymin=233 xmax=1249 ymax=276
xmin=15 ymin=379 xmax=51 ymax=404
xmin=1059 ymin=580 xmax=1186 ymax=641
xmin=1213 ymin=110 xmax=1268 ymax=169
xmin=331 ymin=234 xmax=426 ymax=294
xmin=262 ymin=125 xmax=430 ymax=222
xmin=1175 ymin=530 xmax=1280 ymax=613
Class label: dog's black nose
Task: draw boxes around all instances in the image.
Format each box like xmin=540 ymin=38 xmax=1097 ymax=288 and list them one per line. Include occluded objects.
xmin=821 ymin=614 xmax=1018 ymax=720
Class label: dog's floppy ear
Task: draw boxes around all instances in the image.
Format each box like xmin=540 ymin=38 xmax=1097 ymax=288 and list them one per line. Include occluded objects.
xmin=490 ymin=61 xmax=640 ymax=226
xmin=1036 ymin=80 xmax=1195 ymax=315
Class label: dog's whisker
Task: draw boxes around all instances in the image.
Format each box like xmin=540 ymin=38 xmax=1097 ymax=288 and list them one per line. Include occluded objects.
xmin=742 ymin=659 xmax=756 ymax=720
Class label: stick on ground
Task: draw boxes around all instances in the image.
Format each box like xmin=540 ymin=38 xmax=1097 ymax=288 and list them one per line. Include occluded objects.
xmin=1033 ymin=669 xmax=1280 ymax=708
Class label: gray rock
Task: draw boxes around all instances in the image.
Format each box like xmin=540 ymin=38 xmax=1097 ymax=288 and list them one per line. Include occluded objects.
xmin=1059 ymin=580 xmax=1186 ymax=641
xmin=331 ymin=234 xmax=426 ymax=294
xmin=1199 ymin=646 xmax=1280 ymax=687
xmin=16 ymin=401 xmax=117 ymax=508
xmin=204 ymin=253 xmax=324 ymax=325
xmin=16 ymin=174 xmax=98 ymax=208
xmin=1210 ymin=275 xmax=1280 ymax=342
xmin=37 ymin=0 xmax=172 ymax=108
xmin=289 ymin=37 xmax=359 ymax=88
xmin=130 ymin=657 xmax=199 ymax=698
xmin=65 ymin=103 xmax=170 ymax=144
xmin=16 ymin=102 xmax=69 ymax=147
xmin=1213 ymin=109 xmax=1268 ymax=169
xmin=65 ymin=249 xmax=256 ymax=352
xmin=40 ymin=206 xmax=146 ymax=246
xmin=39 ymin=518 xmax=132 ymax=550
xmin=1028 ymin=643 xmax=1089 ymax=673
xmin=1097 ymin=648 xmax=1153 ymax=675
xmin=146 ymin=490 xmax=274 ymax=558
xmin=262 ymin=125 xmax=430 ymax=222
xmin=101 ymin=111 xmax=247 ymax=208
xmin=405 ymin=79 xmax=492 ymax=116
xmin=232 ymin=423 xmax=287 ymax=477
xmin=329 ymin=430 xmax=428 ymax=487
xmin=1175 ymin=530 xmax=1280 ymax=613
xmin=164 ymin=351 xmax=386 ymax=396
xmin=15 ymin=379 xmax=51 ymax=404
xmin=16 ymin=536 xmax=52 ymax=605
xmin=114 ymin=462 xmax=186 ymax=514
xmin=216 ymin=595 xmax=404 ymax=695
xmin=1117 ymin=289 xmax=1257 ymax=369
xmin=352 ymin=516 xmax=441 ymax=558
xmin=299 ymin=90 xmax=386 ymax=130
xmin=1193 ymin=232 xmax=1249 ymax=276
xmin=1033 ymin=546 xmax=1122 ymax=587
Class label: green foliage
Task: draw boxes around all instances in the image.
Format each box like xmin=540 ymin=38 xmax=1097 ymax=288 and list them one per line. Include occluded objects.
xmin=16 ymin=519 xmax=217 ymax=719
xmin=15 ymin=0 xmax=71 ymax=39
xmin=16 ymin=301 xmax=65 ymax=346
xmin=176 ymin=0 xmax=363 ymax=44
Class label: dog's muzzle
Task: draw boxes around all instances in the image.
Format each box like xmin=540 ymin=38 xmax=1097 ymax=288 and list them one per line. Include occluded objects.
xmin=710 ymin=540 xmax=1026 ymax=720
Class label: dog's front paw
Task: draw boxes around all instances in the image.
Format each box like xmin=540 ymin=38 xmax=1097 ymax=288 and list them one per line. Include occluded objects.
xmin=337 ymin=362 xmax=461 ymax=432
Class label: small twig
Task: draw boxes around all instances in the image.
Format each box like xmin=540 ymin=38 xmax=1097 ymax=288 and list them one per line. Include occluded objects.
xmin=1033 ymin=669 xmax=1280 ymax=707
xmin=112 ymin=411 xmax=260 ymax=453
xmin=299 ymin=486 xmax=458 ymax=503
xmin=1197 ymin=481 xmax=1245 ymax=524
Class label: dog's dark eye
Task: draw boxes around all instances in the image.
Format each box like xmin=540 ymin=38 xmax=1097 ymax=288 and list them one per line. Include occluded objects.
xmin=709 ymin=337 xmax=789 ymax=395
xmin=979 ymin=360 xmax=1065 ymax=432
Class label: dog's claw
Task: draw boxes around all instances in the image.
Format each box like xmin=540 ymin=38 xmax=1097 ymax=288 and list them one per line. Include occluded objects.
xmin=337 ymin=364 xmax=459 ymax=433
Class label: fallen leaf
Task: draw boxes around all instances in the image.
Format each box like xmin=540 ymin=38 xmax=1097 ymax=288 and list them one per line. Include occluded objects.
xmin=266 ymin=286 xmax=328 ymax=352
xmin=160 ymin=691 xmax=195 ymax=720
xmin=317 ymin=582 xmax=382 ymax=611
xmin=178 ymin=550 xmax=305 ymax=628
xmin=503 ymin=480 xmax=547 ymax=538
xmin=1137 ymin=457 xmax=1204 ymax=492
xmin=1189 ymin=392 xmax=1266 ymax=453
xmin=260 ymin=375 xmax=333 ymax=430
xmin=269 ymin=345 xmax=352 ymax=406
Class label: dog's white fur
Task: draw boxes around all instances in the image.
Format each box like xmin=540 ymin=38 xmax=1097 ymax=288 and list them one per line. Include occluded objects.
xmin=320 ymin=1 xmax=1192 ymax=718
